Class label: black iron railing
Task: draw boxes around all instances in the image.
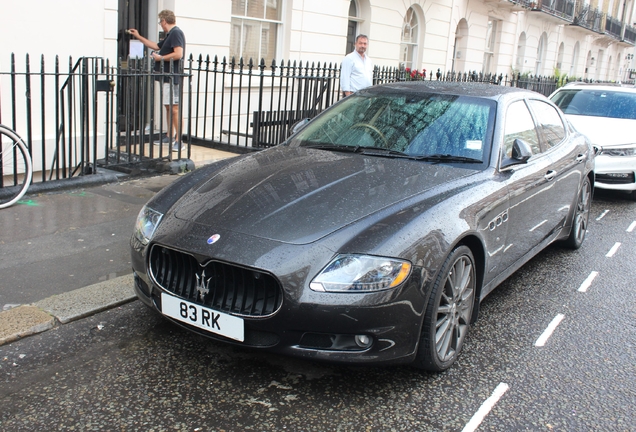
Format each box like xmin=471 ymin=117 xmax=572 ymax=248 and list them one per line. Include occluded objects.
xmin=533 ymin=0 xmax=575 ymax=21
xmin=2 ymin=51 xmax=633 ymax=193
xmin=625 ymin=26 xmax=636 ymax=44
xmin=573 ymin=4 xmax=604 ymax=33
xmin=605 ymin=15 xmax=623 ymax=39
xmin=187 ymin=56 xmax=341 ymax=148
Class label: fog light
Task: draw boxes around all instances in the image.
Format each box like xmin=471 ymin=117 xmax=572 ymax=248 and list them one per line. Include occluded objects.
xmin=355 ymin=334 xmax=372 ymax=348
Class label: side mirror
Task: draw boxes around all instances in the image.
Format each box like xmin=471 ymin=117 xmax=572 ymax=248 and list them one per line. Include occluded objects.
xmin=501 ymin=138 xmax=533 ymax=170
xmin=291 ymin=118 xmax=311 ymax=134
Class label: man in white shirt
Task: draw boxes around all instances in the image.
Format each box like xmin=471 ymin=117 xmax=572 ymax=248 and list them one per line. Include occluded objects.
xmin=340 ymin=35 xmax=373 ymax=97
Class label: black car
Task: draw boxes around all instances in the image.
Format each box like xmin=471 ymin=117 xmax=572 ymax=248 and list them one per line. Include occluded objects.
xmin=131 ymin=82 xmax=594 ymax=371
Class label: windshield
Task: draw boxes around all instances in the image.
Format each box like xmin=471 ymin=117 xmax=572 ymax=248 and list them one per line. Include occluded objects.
xmin=551 ymin=89 xmax=636 ymax=119
xmin=289 ymin=92 xmax=495 ymax=166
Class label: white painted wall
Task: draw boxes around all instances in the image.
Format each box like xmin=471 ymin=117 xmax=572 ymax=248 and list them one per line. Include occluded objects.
xmin=1 ymin=0 xmax=632 ymax=79
xmin=0 ymin=0 xmax=117 ymax=66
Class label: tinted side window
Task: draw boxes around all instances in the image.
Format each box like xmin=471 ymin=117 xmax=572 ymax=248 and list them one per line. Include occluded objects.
xmin=503 ymin=101 xmax=540 ymax=157
xmin=528 ymin=100 xmax=565 ymax=150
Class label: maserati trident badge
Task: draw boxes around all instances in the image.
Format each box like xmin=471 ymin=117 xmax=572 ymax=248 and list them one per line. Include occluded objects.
xmin=195 ymin=270 xmax=211 ymax=300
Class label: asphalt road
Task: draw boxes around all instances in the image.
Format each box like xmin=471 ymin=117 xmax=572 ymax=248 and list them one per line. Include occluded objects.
xmin=0 ymin=187 xmax=634 ymax=430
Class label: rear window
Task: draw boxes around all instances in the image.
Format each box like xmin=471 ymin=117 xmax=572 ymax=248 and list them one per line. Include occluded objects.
xmin=551 ymin=89 xmax=636 ymax=119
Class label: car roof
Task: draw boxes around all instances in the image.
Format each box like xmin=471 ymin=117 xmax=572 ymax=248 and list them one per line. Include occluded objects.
xmin=363 ymin=81 xmax=544 ymax=100
xmin=556 ymin=82 xmax=636 ymax=93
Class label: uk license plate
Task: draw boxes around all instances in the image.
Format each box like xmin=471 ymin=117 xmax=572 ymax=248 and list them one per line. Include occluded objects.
xmin=161 ymin=293 xmax=244 ymax=342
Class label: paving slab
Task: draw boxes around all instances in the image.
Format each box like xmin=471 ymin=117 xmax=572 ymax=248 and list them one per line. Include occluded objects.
xmin=0 ymin=305 xmax=55 ymax=345
xmin=0 ymin=274 xmax=136 ymax=346
xmin=35 ymin=274 xmax=136 ymax=324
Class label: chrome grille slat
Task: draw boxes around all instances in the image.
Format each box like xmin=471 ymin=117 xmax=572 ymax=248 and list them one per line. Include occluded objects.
xmin=149 ymin=245 xmax=283 ymax=317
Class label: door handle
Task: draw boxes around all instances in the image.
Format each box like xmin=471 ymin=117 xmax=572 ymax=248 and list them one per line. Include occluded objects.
xmin=575 ymin=154 xmax=585 ymax=163
xmin=545 ymin=170 xmax=557 ymax=181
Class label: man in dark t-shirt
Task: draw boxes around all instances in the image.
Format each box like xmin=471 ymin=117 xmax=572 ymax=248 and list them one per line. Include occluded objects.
xmin=129 ymin=10 xmax=186 ymax=152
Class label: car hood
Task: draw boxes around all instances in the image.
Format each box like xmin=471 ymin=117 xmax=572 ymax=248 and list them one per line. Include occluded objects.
xmin=173 ymin=146 xmax=476 ymax=244
xmin=566 ymin=115 xmax=636 ymax=145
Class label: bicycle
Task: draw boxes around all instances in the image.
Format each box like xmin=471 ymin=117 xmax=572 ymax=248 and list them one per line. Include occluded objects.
xmin=0 ymin=124 xmax=33 ymax=209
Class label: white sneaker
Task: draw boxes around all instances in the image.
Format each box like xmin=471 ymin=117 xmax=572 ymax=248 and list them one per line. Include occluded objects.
xmin=171 ymin=141 xmax=185 ymax=152
xmin=154 ymin=136 xmax=171 ymax=145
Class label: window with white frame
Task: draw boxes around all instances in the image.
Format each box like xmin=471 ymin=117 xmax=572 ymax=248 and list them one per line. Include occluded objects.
xmin=482 ymin=18 xmax=498 ymax=73
xmin=231 ymin=0 xmax=282 ymax=65
xmin=399 ymin=7 xmax=418 ymax=69
xmin=535 ymin=33 xmax=547 ymax=75
xmin=570 ymin=42 xmax=579 ymax=77
xmin=346 ymin=0 xmax=362 ymax=54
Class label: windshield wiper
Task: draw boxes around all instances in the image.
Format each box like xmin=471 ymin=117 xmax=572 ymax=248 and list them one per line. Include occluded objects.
xmin=414 ymin=154 xmax=483 ymax=164
xmin=304 ymin=144 xmax=409 ymax=157
xmin=305 ymin=144 xmax=482 ymax=163
xmin=353 ymin=145 xmax=410 ymax=157
xmin=303 ymin=144 xmax=360 ymax=153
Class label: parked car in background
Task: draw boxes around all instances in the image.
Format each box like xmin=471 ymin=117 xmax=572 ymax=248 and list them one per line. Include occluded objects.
xmin=550 ymin=82 xmax=636 ymax=200
xmin=131 ymin=82 xmax=594 ymax=372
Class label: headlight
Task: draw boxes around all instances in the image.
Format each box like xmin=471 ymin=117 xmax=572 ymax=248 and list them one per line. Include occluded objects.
xmin=599 ymin=145 xmax=636 ymax=157
xmin=310 ymin=254 xmax=412 ymax=293
xmin=134 ymin=205 xmax=163 ymax=245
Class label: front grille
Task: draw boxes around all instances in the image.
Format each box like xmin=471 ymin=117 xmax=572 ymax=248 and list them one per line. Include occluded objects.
xmin=148 ymin=245 xmax=283 ymax=317
xmin=595 ymin=172 xmax=635 ymax=185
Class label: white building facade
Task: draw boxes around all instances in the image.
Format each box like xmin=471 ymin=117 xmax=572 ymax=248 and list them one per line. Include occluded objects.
xmin=1 ymin=0 xmax=635 ymax=180
xmin=2 ymin=0 xmax=635 ymax=82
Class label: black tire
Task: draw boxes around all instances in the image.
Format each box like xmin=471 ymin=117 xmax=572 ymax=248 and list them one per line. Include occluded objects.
xmin=562 ymin=177 xmax=591 ymax=249
xmin=0 ymin=125 xmax=32 ymax=209
xmin=414 ymin=245 xmax=476 ymax=372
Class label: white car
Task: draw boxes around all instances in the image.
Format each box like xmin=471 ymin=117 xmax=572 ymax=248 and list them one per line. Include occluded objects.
xmin=550 ymin=83 xmax=636 ymax=200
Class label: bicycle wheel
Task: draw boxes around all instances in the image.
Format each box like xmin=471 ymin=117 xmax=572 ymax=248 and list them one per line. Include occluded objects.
xmin=0 ymin=125 xmax=33 ymax=209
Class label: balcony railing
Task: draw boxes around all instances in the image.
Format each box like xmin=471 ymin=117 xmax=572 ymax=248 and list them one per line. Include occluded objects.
xmin=533 ymin=0 xmax=575 ymax=22
xmin=601 ymin=14 xmax=636 ymax=45
xmin=573 ymin=4 xmax=604 ymax=33
xmin=605 ymin=15 xmax=622 ymax=39
xmin=624 ymin=25 xmax=636 ymax=44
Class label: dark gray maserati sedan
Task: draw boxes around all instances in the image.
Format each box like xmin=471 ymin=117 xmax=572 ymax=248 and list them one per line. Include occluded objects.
xmin=131 ymin=82 xmax=594 ymax=371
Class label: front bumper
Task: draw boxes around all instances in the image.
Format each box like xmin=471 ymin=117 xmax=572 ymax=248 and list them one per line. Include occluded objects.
xmin=132 ymin=263 xmax=429 ymax=366
xmin=594 ymin=154 xmax=636 ymax=191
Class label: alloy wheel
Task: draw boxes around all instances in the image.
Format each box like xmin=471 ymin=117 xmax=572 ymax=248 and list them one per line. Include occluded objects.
xmin=435 ymin=254 xmax=475 ymax=363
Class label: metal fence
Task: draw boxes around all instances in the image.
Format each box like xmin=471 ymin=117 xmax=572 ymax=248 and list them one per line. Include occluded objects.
xmin=0 ymin=51 xmax=620 ymax=192
xmin=188 ymin=56 xmax=341 ymax=148
xmin=1 ymin=55 xmax=115 ymax=185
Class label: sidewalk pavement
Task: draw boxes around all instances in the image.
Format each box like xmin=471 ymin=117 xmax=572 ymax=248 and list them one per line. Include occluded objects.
xmin=0 ymin=275 xmax=134 ymax=345
xmin=0 ymin=147 xmax=236 ymax=345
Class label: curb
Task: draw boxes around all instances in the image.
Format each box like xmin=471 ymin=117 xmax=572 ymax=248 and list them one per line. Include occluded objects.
xmin=0 ymin=171 xmax=125 ymax=202
xmin=0 ymin=161 xmax=193 ymax=202
xmin=0 ymin=274 xmax=136 ymax=346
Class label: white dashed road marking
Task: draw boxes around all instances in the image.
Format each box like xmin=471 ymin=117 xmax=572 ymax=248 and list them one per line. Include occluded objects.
xmin=462 ymin=383 xmax=510 ymax=432
xmin=606 ymin=242 xmax=621 ymax=257
xmin=596 ymin=210 xmax=609 ymax=221
xmin=578 ymin=271 xmax=599 ymax=293
xmin=535 ymin=314 xmax=565 ymax=347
